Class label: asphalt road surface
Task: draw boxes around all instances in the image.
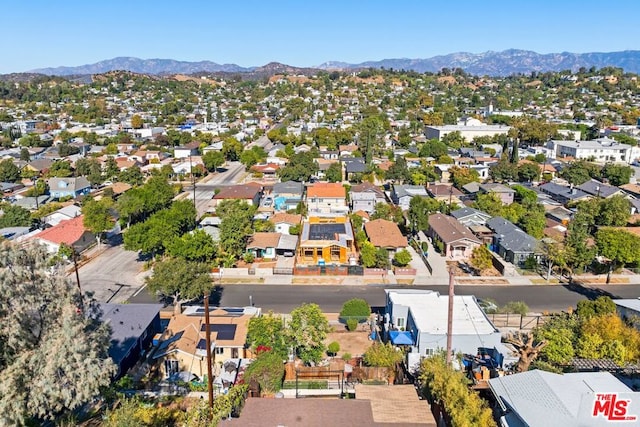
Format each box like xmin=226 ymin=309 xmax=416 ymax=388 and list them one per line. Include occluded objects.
xmin=183 ymin=161 xmax=246 ymax=217
xmin=128 ymin=283 xmax=640 ymax=314
xmin=76 ymin=238 xmax=147 ymax=304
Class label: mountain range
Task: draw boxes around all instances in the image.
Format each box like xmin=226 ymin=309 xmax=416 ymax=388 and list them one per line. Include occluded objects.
xmin=29 ymin=49 xmax=640 ymax=77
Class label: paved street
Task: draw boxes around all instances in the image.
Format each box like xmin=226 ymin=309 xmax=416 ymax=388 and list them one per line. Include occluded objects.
xmin=75 ymin=239 xmax=149 ymax=304
xmin=128 ymin=282 xmax=640 ymax=314
xmin=182 ymin=161 xmax=247 ymax=217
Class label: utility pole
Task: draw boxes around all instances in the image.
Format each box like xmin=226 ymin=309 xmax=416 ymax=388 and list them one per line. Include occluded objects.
xmin=204 ymin=291 xmax=214 ymax=408
xmin=189 ymin=155 xmax=196 ymax=209
xmin=446 ymin=268 xmax=455 ymax=366
xmin=73 ymin=248 xmax=84 ymax=312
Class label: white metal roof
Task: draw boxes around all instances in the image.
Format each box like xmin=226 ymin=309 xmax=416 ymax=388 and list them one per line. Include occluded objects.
xmin=386 ymin=290 xmax=497 ymax=335
xmin=488 ymin=370 xmax=631 ymax=427
xmin=614 ymin=298 xmax=640 ymax=313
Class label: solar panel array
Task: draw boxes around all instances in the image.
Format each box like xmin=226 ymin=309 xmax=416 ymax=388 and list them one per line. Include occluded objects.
xmin=200 ymin=324 xmax=238 ymax=340
xmin=308 ymin=223 xmax=345 ymax=240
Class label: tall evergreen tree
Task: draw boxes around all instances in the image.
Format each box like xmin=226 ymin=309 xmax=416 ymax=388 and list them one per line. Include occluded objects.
xmin=0 ymin=242 xmax=115 ymax=425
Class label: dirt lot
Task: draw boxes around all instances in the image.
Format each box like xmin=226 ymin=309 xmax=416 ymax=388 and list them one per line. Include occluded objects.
xmin=324 ymin=328 xmax=373 ymax=359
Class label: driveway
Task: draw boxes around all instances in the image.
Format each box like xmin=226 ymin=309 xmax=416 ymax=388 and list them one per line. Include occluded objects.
xmin=414 ymin=234 xmax=448 ymax=278
xmin=405 ymin=245 xmax=432 ymax=276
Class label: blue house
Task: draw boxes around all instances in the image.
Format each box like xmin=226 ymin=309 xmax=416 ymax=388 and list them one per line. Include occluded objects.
xmin=48 ymin=176 xmax=91 ymax=199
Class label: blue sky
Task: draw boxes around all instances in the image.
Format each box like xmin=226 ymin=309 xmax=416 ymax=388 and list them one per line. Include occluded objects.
xmin=2 ymin=0 xmax=639 ymax=73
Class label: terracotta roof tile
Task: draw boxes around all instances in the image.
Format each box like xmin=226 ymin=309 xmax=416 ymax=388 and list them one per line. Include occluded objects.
xmin=364 ymin=219 xmax=407 ymax=248
xmin=247 ymin=232 xmax=282 ymax=249
xmin=269 ymin=213 xmax=302 ymax=225
xmin=214 ymin=184 xmax=261 ymax=200
xmin=34 ymin=215 xmax=88 ymax=245
xmin=428 ymin=213 xmax=480 ymax=245
xmin=307 ymin=182 xmax=346 ymax=198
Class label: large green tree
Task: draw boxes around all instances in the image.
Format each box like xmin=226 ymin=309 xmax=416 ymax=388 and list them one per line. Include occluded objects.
xmin=596 ymin=227 xmax=640 ymax=269
xmin=277 ymin=151 xmax=318 ymax=182
xmin=82 ymin=198 xmax=115 ymax=245
xmin=165 ymin=229 xmax=217 ymax=263
xmin=559 ymin=160 xmax=601 ymax=185
xmin=0 ymin=243 xmax=115 ymax=425
xmin=601 ymin=163 xmax=632 ymax=186
xmin=246 ymin=312 xmax=288 ymax=358
xmin=146 ymin=257 xmax=212 ymax=313
xmin=325 ymin=162 xmax=343 ymax=183
xmin=217 ymin=199 xmax=256 ymax=263
xmin=288 ymin=303 xmax=330 ymax=365
xmin=202 ymin=151 xmax=225 ymax=172
xmin=0 ymin=159 xmax=20 ymax=182
xmin=243 ymin=351 xmax=285 ymax=396
xmin=0 ymin=204 xmax=32 ymax=228
xmin=408 ymin=195 xmax=443 ymax=231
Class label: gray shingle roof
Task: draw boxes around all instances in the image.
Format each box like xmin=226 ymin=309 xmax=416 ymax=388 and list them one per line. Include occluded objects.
xmin=577 ymin=179 xmax=621 ymax=198
xmin=393 ymin=185 xmax=428 ymax=199
xmin=96 ymin=303 xmax=162 ymax=365
xmin=539 ymin=182 xmax=589 ymax=201
xmin=273 ymin=180 xmax=304 ymax=195
xmin=486 ymin=217 xmax=539 ymax=253
xmin=450 ymin=207 xmax=490 ymax=221
xmin=342 ymin=157 xmax=366 ymax=173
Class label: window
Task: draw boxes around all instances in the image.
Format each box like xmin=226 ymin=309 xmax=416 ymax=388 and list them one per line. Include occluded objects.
xmin=215 ymin=347 xmax=224 ymax=355
xmin=304 ymin=249 xmax=314 ymax=259
xmin=396 ymin=317 xmax=405 ymax=329
xmin=164 ymin=359 xmax=179 ymax=378
xmin=425 ymin=348 xmax=434 ymax=356
xmin=330 ymin=245 xmax=341 ymax=261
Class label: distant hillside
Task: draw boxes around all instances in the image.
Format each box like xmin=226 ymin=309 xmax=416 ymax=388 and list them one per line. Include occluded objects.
xmin=318 ymin=49 xmax=640 ymax=75
xmin=26 ymin=50 xmax=640 ymax=77
xmin=31 ymin=57 xmax=252 ymax=76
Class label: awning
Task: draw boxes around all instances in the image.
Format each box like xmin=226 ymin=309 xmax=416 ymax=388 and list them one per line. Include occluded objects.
xmin=389 ymin=330 xmax=414 ymax=345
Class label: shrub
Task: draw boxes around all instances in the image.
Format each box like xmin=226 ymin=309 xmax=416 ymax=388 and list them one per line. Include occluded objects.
xmin=363 ymin=342 xmax=403 ymax=369
xmin=500 ymin=301 xmax=529 ymax=316
xmin=342 ymin=352 xmax=352 ymax=362
xmin=327 ymin=341 xmax=340 ymax=356
xmin=393 ymin=249 xmax=412 ymax=267
xmin=346 ymin=318 xmax=359 ymax=331
xmin=243 ymin=252 xmax=255 ymax=263
xmin=340 ymin=298 xmax=371 ymax=324
xmin=576 ymin=296 xmax=616 ymax=319
xmin=244 ymin=351 xmax=285 ymax=395
xmin=419 ymin=355 xmax=496 ymax=426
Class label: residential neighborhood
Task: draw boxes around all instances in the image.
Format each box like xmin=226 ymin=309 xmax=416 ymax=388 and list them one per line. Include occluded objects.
xmin=2 ymin=52 xmax=640 ymax=426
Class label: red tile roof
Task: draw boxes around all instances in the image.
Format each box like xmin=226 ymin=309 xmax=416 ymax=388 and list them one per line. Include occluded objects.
xmin=269 ymin=213 xmax=302 ymax=225
xmin=307 ymin=182 xmax=346 ymax=198
xmin=34 ymin=215 xmax=88 ymax=245
xmin=364 ymin=219 xmax=407 ymax=248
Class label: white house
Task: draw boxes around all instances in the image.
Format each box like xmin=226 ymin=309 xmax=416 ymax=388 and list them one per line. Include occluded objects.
xmin=550 ymin=138 xmax=632 ymax=164
xmin=384 ymin=289 xmax=510 ymax=373
xmin=425 ymin=118 xmax=511 ymax=142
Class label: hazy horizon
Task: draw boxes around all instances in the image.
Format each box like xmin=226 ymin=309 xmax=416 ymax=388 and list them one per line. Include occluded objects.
xmin=3 ymin=0 xmax=639 ymax=73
